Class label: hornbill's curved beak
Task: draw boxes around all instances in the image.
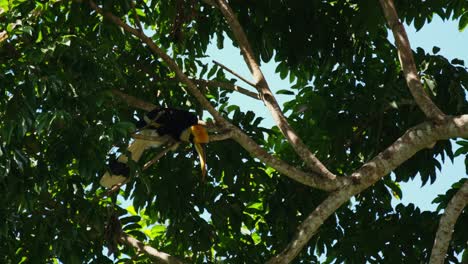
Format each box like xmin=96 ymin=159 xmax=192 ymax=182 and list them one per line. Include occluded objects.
xmin=191 ymin=125 xmax=209 ymax=180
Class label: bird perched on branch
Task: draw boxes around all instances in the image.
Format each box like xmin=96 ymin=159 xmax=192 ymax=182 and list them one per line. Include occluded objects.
xmin=99 ymin=107 xmax=209 ymax=188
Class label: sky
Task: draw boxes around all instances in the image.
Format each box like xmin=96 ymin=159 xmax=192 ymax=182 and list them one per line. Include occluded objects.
xmin=201 ymin=16 xmax=468 ymax=212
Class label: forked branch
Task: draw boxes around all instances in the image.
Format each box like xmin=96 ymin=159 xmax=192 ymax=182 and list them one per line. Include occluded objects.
xmin=213 ymin=0 xmax=336 ymax=180
xmin=268 ymin=115 xmax=468 ymax=263
xmin=379 ymin=0 xmax=445 ymax=121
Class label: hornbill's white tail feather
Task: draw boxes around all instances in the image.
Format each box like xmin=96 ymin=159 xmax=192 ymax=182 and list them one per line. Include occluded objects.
xmin=100 ymin=131 xmax=161 ymax=188
xmin=99 ymin=171 xmax=128 ymax=189
xmin=118 ymin=139 xmax=150 ymax=163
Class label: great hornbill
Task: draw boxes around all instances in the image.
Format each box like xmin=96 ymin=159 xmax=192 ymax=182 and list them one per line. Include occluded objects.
xmin=99 ymin=108 xmax=209 ymax=188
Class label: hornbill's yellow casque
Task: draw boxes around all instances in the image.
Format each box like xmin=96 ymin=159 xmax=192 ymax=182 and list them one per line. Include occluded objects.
xmin=99 ymin=108 xmax=209 ymax=188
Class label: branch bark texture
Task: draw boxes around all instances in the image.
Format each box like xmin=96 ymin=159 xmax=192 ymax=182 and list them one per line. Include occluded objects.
xmin=429 ymin=180 xmax=468 ymax=264
xmin=379 ymin=0 xmax=445 ymax=121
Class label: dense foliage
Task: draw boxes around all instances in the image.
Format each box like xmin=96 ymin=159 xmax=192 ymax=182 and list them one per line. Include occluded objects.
xmin=1 ymin=0 xmax=467 ymax=263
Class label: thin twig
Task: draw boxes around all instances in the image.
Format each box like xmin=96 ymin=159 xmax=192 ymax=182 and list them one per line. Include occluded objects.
xmin=130 ymin=0 xmax=143 ymax=32
xmin=379 ymin=0 xmax=445 ymax=121
xmin=96 ymin=183 xmax=125 ymax=200
xmin=429 ymin=180 xmax=468 ymax=264
xmin=212 ymin=60 xmax=257 ymax=88
xmin=193 ymin=78 xmax=260 ymax=100
xmin=143 ymin=142 xmax=179 ymax=170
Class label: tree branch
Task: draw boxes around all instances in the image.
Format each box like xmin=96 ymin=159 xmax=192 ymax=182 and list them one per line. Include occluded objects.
xmin=268 ymin=114 xmax=468 ymax=263
xmin=429 ymin=179 xmax=468 ymax=264
xmin=209 ymin=129 xmax=235 ymax=142
xmin=143 ymin=142 xmax=179 ymax=170
xmin=192 ymin=78 xmax=260 ymax=100
xmin=79 ymin=2 xmax=345 ymax=191
xmin=130 ymin=0 xmax=143 ymax=32
xmin=230 ymin=129 xmax=352 ymax=191
xmin=378 ymin=0 xmax=445 ymax=121
xmin=212 ymin=60 xmax=257 ymax=88
xmin=214 ymin=0 xmax=336 ymax=180
xmin=119 ymin=233 xmax=186 ymax=264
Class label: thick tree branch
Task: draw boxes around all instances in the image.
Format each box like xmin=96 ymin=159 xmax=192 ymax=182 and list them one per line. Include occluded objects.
xmin=80 ymin=2 xmax=346 ymax=191
xmin=379 ymin=0 xmax=445 ymax=121
xmin=429 ymin=180 xmax=468 ymax=264
xmin=209 ymin=129 xmax=235 ymax=142
xmin=268 ymin=115 xmax=468 ymax=263
xmin=231 ymin=129 xmax=352 ymax=191
xmin=193 ymin=78 xmax=260 ymax=100
xmin=214 ymin=0 xmax=336 ymax=180
xmin=119 ymin=233 xmax=186 ymax=264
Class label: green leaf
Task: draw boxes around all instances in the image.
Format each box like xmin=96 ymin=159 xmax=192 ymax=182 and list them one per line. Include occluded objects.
xmin=0 ymin=1 xmax=8 ymax=12
xmin=123 ymin=223 xmax=142 ymax=231
xmin=414 ymin=15 xmax=425 ymax=31
xmin=384 ymin=180 xmax=402 ymax=200
xmin=432 ymin=46 xmax=440 ymax=54
xmin=454 ymin=146 xmax=467 ymax=157
xmin=207 ymin=65 xmax=218 ymax=79
xmin=120 ymin=215 xmax=141 ymax=225
xmin=114 ymin=121 xmax=135 ymax=136
xmin=150 ymin=224 xmax=166 ymax=237
xmin=458 ymin=11 xmax=468 ymax=32
xmin=35 ymin=29 xmax=43 ymax=43
xmin=276 ymin=89 xmax=295 ymax=95
xmin=451 ymin=58 xmax=465 ymax=65
xmin=246 ymin=202 xmax=263 ymax=211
